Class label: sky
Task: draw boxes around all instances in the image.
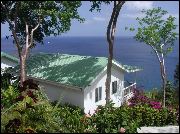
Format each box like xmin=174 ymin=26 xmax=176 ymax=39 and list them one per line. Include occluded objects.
xmin=1 ymin=1 xmax=179 ymax=37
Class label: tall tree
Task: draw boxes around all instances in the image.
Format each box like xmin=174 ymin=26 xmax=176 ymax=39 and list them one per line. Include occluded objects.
xmin=174 ymin=63 xmax=179 ymax=103
xmin=105 ymin=1 xmax=125 ymax=104
xmin=126 ymin=7 xmax=178 ymax=107
xmin=1 ymin=1 xmax=84 ymax=87
xmin=90 ymin=1 xmax=125 ymax=104
xmin=174 ymin=63 xmax=179 ymax=89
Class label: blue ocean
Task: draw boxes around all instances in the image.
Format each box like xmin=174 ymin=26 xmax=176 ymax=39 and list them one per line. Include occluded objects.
xmin=1 ymin=36 xmax=179 ymax=90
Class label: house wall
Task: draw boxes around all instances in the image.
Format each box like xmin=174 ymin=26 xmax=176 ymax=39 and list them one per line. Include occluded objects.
xmin=1 ymin=57 xmax=18 ymax=69
xmin=83 ymin=66 xmax=125 ymax=114
xmin=37 ymin=81 xmax=84 ymax=109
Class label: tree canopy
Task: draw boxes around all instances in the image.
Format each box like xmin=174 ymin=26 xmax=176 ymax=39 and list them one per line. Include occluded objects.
xmin=129 ymin=7 xmax=178 ymax=55
xmin=1 ymin=1 xmax=84 ymax=47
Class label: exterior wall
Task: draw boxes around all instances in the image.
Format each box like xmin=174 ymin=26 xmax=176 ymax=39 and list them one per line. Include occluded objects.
xmin=83 ymin=66 xmax=125 ymax=114
xmin=37 ymin=81 xmax=84 ymax=109
xmin=1 ymin=57 xmax=18 ymax=69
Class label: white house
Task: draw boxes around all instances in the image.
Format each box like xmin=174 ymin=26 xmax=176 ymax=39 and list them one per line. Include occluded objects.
xmin=1 ymin=52 xmax=19 ymax=70
xmin=12 ymin=52 xmax=142 ymax=114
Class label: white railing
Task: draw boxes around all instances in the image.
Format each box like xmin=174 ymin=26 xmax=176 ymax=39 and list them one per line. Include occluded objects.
xmin=122 ymin=82 xmax=136 ymax=103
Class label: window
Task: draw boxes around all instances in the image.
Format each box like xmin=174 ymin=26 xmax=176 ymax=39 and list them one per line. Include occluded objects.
xmin=95 ymin=87 xmax=102 ymax=102
xmin=95 ymin=88 xmax=98 ymax=102
xmin=112 ymin=81 xmax=117 ymax=94
xmin=99 ymin=87 xmax=102 ymax=100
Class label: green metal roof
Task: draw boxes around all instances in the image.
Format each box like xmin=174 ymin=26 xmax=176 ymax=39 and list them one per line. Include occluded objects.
xmin=12 ymin=53 xmax=142 ymax=88
xmin=1 ymin=52 xmax=19 ymax=63
xmin=114 ymin=60 xmax=143 ymax=73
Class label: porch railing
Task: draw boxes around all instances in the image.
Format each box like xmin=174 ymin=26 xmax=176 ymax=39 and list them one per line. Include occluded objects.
xmin=122 ymin=82 xmax=136 ymax=103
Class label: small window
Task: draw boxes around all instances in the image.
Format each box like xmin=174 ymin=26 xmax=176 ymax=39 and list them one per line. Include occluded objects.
xmin=95 ymin=87 xmax=102 ymax=102
xmin=112 ymin=81 xmax=117 ymax=94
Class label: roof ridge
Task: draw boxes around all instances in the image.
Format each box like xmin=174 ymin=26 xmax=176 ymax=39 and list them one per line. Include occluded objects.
xmin=34 ymin=52 xmax=108 ymax=59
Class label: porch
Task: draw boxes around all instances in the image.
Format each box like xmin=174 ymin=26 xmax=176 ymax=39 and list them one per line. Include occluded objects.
xmin=122 ymin=81 xmax=136 ymax=104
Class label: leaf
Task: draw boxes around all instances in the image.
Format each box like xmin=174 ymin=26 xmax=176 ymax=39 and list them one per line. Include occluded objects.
xmin=122 ymin=120 xmax=127 ymax=126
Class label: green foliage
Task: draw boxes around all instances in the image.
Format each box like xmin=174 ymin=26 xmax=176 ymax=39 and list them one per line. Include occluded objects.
xmin=126 ymin=7 xmax=178 ymax=56
xmin=1 ymin=1 xmax=84 ymax=46
xmin=174 ymin=63 xmax=179 ymax=102
xmin=145 ymin=88 xmax=159 ymax=99
xmin=1 ymin=88 xmax=62 ymax=133
xmin=91 ymin=102 xmax=121 ymax=133
xmin=174 ymin=63 xmax=179 ymax=87
xmin=1 ymin=67 xmax=18 ymax=90
xmin=89 ymin=1 xmax=111 ymax=12
xmin=150 ymin=81 xmax=179 ymax=107
xmin=1 ymin=85 xmax=20 ymax=109
xmin=1 ymin=78 xmax=178 ymax=133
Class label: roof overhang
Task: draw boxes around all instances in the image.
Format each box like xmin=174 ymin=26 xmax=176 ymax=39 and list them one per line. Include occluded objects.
xmin=27 ymin=76 xmax=83 ymax=92
xmin=112 ymin=60 xmax=143 ymax=73
xmin=1 ymin=52 xmax=19 ymax=63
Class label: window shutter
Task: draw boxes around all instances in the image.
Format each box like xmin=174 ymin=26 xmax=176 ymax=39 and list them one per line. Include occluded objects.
xmin=114 ymin=81 xmax=117 ymax=93
xmin=99 ymin=87 xmax=102 ymax=100
xmin=112 ymin=81 xmax=117 ymax=94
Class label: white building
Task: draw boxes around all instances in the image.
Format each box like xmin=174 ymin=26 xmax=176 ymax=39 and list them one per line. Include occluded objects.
xmin=1 ymin=52 xmax=19 ymax=70
xmin=12 ymin=53 xmax=142 ymax=114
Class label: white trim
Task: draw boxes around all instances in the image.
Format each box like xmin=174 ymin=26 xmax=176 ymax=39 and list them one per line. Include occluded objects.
xmin=27 ymin=76 xmax=83 ymax=92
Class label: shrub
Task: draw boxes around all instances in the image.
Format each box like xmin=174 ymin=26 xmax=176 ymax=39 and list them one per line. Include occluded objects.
xmin=1 ymin=85 xmax=20 ymax=109
xmin=1 ymin=79 xmax=178 ymax=133
xmin=1 ymin=88 xmax=61 ymax=133
xmin=90 ymin=101 xmax=141 ymax=133
xmin=1 ymin=79 xmax=63 ymax=133
xmin=127 ymin=87 xmax=178 ymax=126
xmin=1 ymin=79 xmax=88 ymax=133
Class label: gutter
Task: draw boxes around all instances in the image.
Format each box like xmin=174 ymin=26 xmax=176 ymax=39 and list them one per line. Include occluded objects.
xmin=27 ymin=76 xmax=84 ymax=92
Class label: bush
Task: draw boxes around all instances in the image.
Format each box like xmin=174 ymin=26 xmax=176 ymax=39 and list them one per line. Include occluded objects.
xmin=1 ymin=79 xmax=88 ymax=133
xmin=1 ymin=85 xmax=20 ymax=109
xmin=1 ymin=88 xmax=61 ymax=133
xmin=127 ymin=87 xmax=178 ymax=127
xmin=148 ymin=81 xmax=179 ymax=108
xmin=1 ymin=79 xmax=178 ymax=133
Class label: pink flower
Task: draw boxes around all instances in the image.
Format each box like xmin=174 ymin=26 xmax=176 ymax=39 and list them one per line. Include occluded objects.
xmin=119 ymin=127 xmax=126 ymax=133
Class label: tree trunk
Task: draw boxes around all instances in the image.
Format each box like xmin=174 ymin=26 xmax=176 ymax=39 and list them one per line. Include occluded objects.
xmin=20 ymin=56 xmax=26 ymax=87
xmin=105 ymin=43 xmax=113 ymax=104
xmin=105 ymin=1 xmax=125 ymax=104
xmin=160 ymin=61 xmax=167 ymax=108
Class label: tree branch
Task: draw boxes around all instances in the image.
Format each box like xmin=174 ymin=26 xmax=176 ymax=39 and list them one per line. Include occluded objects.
xmin=106 ymin=1 xmax=116 ymax=46
xmin=25 ymin=21 xmax=29 ymax=56
xmin=14 ymin=2 xmax=20 ymax=32
xmin=1 ymin=1 xmax=21 ymax=58
xmin=29 ymin=17 xmax=41 ymax=48
xmin=110 ymin=1 xmax=125 ymax=41
xmin=160 ymin=44 xmax=166 ymax=77
xmin=150 ymin=45 xmax=161 ymax=63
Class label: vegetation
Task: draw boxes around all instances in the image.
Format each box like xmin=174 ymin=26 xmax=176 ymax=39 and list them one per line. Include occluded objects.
xmin=126 ymin=7 xmax=178 ymax=107
xmin=174 ymin=63 xmax=179 ymax=88
xmin=1 ymin=2 xmax=179 ymax=133
xmin=174 ymin=63 xmax=179 ymax=103
xmin=1 ymin=1 xmax=84 ymax=87
xmin=1 ymin=74 xmax=178 ymax=133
